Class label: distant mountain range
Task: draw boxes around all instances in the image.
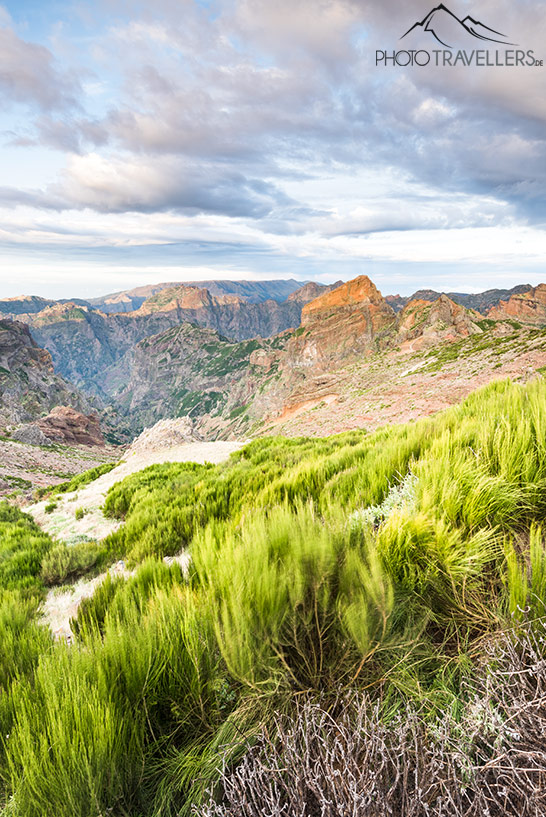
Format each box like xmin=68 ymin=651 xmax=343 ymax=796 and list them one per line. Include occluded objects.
xmin=385 ymin=284 xmax=532 ymax=313
xmin=1 ymin=276 xmax=545 ymax=445
xmin=0 ymin=279 xmax=310 ymax=318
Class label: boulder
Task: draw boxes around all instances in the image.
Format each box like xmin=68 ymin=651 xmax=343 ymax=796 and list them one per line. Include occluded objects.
xmin=13 ymin=406 xmax=105 ymax=447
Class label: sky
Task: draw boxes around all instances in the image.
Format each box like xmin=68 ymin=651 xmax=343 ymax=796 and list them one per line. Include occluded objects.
xmin=0 ymin=0 xmax=545 ymax=298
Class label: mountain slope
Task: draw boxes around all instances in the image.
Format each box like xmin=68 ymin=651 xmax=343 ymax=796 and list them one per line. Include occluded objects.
xmin=386 ymin=284 xmax=533 ymax=314
xmin=21 ymin=282 xmax=333 ymax=392
xmin=102 ymin=322 xmax=285 ymax=435
xmin=487 ymin=284 xmax=546 ymax=324
xmin=0 ymin=319 xmax=88 ymax=429
xmin=94 ymin=275 xmax=546 ymax=441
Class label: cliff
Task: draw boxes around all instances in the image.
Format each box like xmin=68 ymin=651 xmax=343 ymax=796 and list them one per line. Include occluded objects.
xmin=0 ymin=319 xmax=88 ymax=429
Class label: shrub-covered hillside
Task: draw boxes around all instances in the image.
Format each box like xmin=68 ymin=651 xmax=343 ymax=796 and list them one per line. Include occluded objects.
xmin=1 ymin=378 xmax=546 ymax=816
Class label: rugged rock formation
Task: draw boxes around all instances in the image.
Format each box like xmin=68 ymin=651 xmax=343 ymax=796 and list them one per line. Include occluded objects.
xmin=487 ymin=284 xmax=546 ymax=325
xmin=13 ymin=406 xmax=104 ymax=447
xmin=286 ymin=281 xmax=342 ymax=304
xmin=0 ymin=319 xmax=87 ymax=429
xmin=20 ymin=282 xmax=333 ymax=393
xmin=396 ymin=295 xmax=483 ymax=350
xmin=292 ymin=276 xmax=396 ymax=363
xmin=4 ymin=275 xmax=545 ymax=445
xmin=387 ymin=285 xmax=533 ymax=315
xmin=125 ymin=417 xmax=200 ymax=457
xmin=102 ymin=322 xmax=284 ymax=434
xmin=130 ymin=283 xmax=321 ymax=341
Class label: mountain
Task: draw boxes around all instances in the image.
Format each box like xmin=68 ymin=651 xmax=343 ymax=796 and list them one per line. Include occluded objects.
xmin=2 ymin=275 xmax=545 ymax=443
xmin=295 ymin=276 xmax=397 ymax=363
xmin=487 ymin=284 xmax=546 ymax=324
xmin=18 ymin=282 xmax=335 ymax=393
xmin=87 ymin=279 xmax=308 ymax=313
xmin=0 ymin=318 xmax=89 ymax=429
xmin=286 ymin=281 xmax=343 ymax=304
xmin=401 ymin=4 xmax=514 ymax=48
xmin=0 ymin=295 xmax=56 ymax=315
xmin=386 ymin=285 xmax=533 ymax=315
xmin=102 ymin=322 xmax=285 ymax=436
xmin=101 ymin=275 xmax=546 ymax=440
xmin=396 ymin=295 xmax=482 ymax=350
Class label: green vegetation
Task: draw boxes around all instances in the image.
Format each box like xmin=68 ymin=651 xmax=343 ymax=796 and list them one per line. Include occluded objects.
xmin=200 ymin=339 xmax=261 ymax=377
xmin=35 ymin=461 xmax=118 ymax=499
xmin=228 ymin=403 xmax=248 ymax=419
xmin=1 ymin=379 xmax=546 ymax=815
xmin=177 ymin=390 xmax=223 ymax=416
xmin=0 ymin=504 xmax=55 ymax=595
xmin=40 ymin=541 xmax=105 ymax=586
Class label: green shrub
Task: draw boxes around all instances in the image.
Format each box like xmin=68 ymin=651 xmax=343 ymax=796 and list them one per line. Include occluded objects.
xmin=3 ymin=379 xmax=546 ymax=816
xmin=0 ymin=503 xmax=54 ymax=594
xmin=35 ymin=462 xmax=118 ymax=499
xmin=40 ymin=542 xmax=104 ymax=586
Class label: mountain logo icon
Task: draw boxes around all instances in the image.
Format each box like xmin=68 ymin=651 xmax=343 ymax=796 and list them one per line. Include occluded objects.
xmin=400 ymin=4 xmax=517 ymax=48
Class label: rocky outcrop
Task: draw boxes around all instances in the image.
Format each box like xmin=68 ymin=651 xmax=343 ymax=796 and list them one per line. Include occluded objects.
xmin=0 ymin=319 xmax=88 ymax=429
xmin=487 ymin=284 xmax=546 ymax=325
xmin=286 ymin=281 xmax=342 ymax=304
xmin=13 ymin=406 xmax=104 ymax=447
xmin=292 ymin=276 xmax=396 ymax=364
xmin=396 ymin=295 xmax=483 ymax=350
xmin=126 ymin=417 xmax=200 ymax=457
xmin=386 ymin=285 xmax=533 ymax=315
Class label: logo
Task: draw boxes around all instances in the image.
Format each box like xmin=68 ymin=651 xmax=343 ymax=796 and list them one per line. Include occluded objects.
xmin=376 ymin=4 xmax=543 ymax=68
xmin=401 ymin=4 xmax=515 ymax=49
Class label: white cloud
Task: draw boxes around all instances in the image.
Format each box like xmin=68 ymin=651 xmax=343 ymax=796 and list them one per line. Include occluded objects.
xmin=0 ymin=22 xmax=80 ymax=110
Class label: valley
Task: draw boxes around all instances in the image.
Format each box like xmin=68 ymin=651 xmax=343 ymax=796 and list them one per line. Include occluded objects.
xmin=1 ymin=274 xmax=545 ymax=501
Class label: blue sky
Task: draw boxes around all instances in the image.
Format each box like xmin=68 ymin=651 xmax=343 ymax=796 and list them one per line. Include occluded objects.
xmin=0 ymin=0 xmax=545 ymax=298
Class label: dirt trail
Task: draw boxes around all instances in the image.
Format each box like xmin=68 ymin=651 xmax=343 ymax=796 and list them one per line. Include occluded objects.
xmin=27 ymin=440 xmax=243 ymax=542
xmin=28 ymin=435 xmax=243 ymax=640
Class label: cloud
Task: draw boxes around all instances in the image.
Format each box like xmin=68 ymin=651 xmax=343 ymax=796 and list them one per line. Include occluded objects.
xmin=0 ymin=23 xmax=80 ymax=110
xmin=1 ymin=0 xmax=546 ymax=297
xmin=49 ymin=153 xmax=295 ymax=217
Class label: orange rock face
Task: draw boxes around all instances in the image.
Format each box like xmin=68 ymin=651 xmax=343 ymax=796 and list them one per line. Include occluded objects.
xmin=302 ymin=275 xmax=390 ymax=322
xmin=293 ymin=276 xmax=396 ymax=364
xmin=487 ymin=284 xmax=546 ymax=325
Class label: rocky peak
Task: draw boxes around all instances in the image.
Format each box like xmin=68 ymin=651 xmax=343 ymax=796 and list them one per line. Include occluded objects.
xmin=135 ymin=285 xmax=214 ymax=314
xmin=487 ymin=283 xmax=546 ymax=325
xmin=397 ymin=295 xmax=482 ymax=350
xmin=288 ymin=275 xmax=396 ymax=365
xmin=301 ymin=275 xmax=388 ymax=322
xmin=286 ymin=281 xmax=342 ymax=305
xmin=32 ymin=302 xmax=92 ymax=326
